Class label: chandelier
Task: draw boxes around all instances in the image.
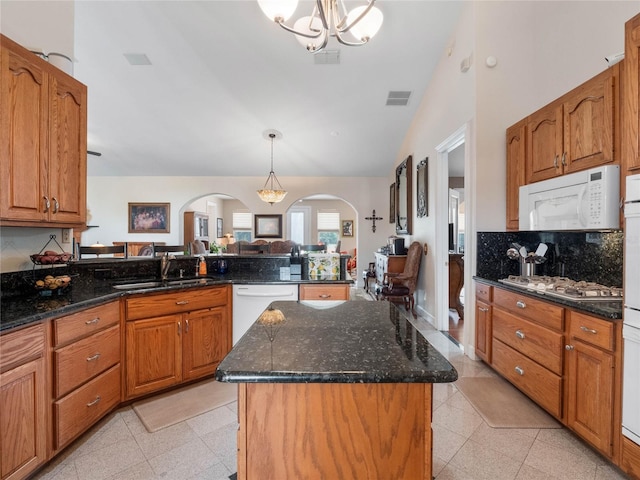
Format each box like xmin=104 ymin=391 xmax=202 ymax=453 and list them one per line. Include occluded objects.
xmin=257 ymin=130 xmax=288 ymax=205
xmin=257 ymin=0 xmax=383 ymax=53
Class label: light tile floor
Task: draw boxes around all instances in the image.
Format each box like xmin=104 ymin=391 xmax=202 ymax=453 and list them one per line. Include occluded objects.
xmin=34 ymin=290 xmax=631 ymax=480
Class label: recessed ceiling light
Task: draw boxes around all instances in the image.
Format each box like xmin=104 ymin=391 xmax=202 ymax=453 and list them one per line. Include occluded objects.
xmin=123 ymin=53 xmax=152 ymax=66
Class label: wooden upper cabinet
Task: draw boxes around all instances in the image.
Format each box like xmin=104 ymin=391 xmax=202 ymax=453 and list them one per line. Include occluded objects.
xmin=0 ymin=34 xmax=87 ymax=227
xmin=623 ymin=13 xmax=640 ymax=173
xmin=526 ymin=101 xmax=563 ymax=183
xmin=563 ymin=67 xmax=616 ymax=174
xmin=506 ymin=119 xmax=527 ymax=230
xmin=525 ymin=67 xmax=617 ymax=185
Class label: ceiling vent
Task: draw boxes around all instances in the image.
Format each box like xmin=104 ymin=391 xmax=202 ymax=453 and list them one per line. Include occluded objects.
xmin=386 ymin=91 xmax=411 ymax=106
xmin=123 ymin=53 xmax=152 ymax=66
xmin=314 ymin=50 xmax=340 ymax=65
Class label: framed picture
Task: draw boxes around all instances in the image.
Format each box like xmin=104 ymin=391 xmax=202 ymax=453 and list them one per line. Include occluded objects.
xmin=128 ymin=203 xmax=170 ymax=233
xmin=389 ymin=183 xmax=396 ymax=223
xmin=254 ymin=214 xmax=282 ymax=238
xmin=417 ymin=157 xmax=428 ymax=217
xmin=342 ymin=219 xmax=354 ymax=237
xmin=216 ymin=218 xmax=223 ymax=238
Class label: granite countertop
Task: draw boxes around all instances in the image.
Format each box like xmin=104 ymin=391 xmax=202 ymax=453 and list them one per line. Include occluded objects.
xmin=474 ymin=276 xmax=623 ymax=320
xmin=0 ymin=273 xmax=354 ymax=333
xmin=215 ymin=300 xmax=458 ymax=384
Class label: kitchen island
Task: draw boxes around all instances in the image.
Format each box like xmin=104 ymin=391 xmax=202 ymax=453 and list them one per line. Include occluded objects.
xmin=215 ymin=300 xmax=457 ymax=480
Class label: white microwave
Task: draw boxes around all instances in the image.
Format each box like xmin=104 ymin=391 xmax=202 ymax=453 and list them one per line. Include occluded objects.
xmin=519 ymin=165 xmax=620 ymax=231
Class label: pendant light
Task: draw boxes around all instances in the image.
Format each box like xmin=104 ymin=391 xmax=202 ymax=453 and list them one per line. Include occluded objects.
xmin=257 ymin=130 xmax=287 ymax=205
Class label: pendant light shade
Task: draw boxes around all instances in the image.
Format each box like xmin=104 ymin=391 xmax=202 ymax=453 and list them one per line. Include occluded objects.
xmin=257 ymin=130 xmax=287 ymax=205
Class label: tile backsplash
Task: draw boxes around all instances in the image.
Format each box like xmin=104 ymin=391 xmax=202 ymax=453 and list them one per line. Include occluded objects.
xmin=476 ymin=230 xmax=623 ymax=287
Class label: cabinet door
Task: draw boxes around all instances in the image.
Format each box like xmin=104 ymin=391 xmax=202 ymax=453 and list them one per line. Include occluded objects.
xmin=0 ymin=38 xmax=48 ymax=222
xmin=526 ymin=103 xmax=563 ymax=183
xmin=48 ymin=73 xmax=87 ymax=224
xmin=0 ymin=358 xmax=47 ymax=480
xmin=623 ymin=14 xmax=640 ymax=173
xmin=125 ymin=315 xmax=182 ymax=399
xmin=566 ymin=339 xmax=614 ymax=456
xmin=563 ymin=68 xmax=615 ymax=174
xmin=183 ymin=307 xmax=230 ymax=381
xmin=475 ymin=300 xmax=492 ymax=363
xmin=506 ymin=120 xmax=526 ymax=230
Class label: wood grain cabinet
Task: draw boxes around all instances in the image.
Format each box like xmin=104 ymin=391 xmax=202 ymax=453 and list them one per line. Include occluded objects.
xmin=565 ymin=310 xmax=619 ymax=458
xmin=0 ymin=34 xmax=86 ymax=227
xmin=51 ymin=302 xmax=121 ymax=452
xmin=124 ymin=286 xmax=231 ymax=399
xmin=623 ymin=13 xmax=640 ymax=174
xmin=474 ymin=282 xmax=492 ymax=363
xmin=299 ymin=284 xmax=350 ymax=301
xmin=526 ymin=67 xmax=617 ymax=184
xmin=0 ymin=324 xmax=47 ymax=480
xmin=506 ymin=119 xmax=527 ymax=230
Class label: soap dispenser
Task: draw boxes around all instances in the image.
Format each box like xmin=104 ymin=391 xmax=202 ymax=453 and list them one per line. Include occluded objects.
xmin=198 ymin=256 xmax=207 ymax=276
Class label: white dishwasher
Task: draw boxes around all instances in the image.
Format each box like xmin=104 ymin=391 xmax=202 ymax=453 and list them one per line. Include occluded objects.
xmin=232 ymin=284 xmax=298 ymax=345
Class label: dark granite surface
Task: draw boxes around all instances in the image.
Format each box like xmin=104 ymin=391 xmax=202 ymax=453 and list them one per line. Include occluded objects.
xmin=215 ymin=300 xmax=458 ymax=384
xmin=0 ymin=255 xmax=353 ymax=333
xmin=474 ymin=277 xmax=622 ymax=320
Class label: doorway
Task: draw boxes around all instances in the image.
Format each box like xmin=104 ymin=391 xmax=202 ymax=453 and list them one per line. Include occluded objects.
xmin=447 ymin=145 xmax=465 ymax=344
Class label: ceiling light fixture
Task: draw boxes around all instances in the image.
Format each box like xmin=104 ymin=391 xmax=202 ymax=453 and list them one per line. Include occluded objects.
xmin=257 ymin=0 xmax=383 ymax=53
xmin=257 ymin=130 xmax=287 ymax=205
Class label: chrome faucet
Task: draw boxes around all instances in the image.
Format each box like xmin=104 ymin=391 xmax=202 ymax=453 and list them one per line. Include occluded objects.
xmin=160 ymin=253 xmax=175 ymax=281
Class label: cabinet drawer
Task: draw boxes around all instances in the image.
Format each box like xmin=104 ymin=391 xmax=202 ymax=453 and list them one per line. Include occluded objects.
xmin=54 ymin=301 xmax=119 ymax=346
xmin=299 ymin=284 xmax=350 ymax=300
xmin=0 ymin=323 xmax=45 ymax=371
xmin=568 ymin=310 xmax=615 ymax=352
xmin=493 ymin=307 xmax=564 ymax=375
xmin=126 ymin=285 xmax=228 ymax=320
xmin=493 ymin=339 xmax=562 ymax=418
xmin=54 ymin=324 xmax=121 ymax=398
xmin=475 ymin=282 xmax=492 ymax=303
xmin=54 ymin=364 xmax=121 ymax=449
xmin=494 ymin=288 xmax=564 ymax=331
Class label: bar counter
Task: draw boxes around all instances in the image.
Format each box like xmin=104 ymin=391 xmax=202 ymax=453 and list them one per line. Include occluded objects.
xmin=215 ymin=300 xmax=457 ymax=480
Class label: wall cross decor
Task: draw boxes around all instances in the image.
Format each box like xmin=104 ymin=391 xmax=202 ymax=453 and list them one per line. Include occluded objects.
xmin=365 ymin=209 xmax=383 ymax=233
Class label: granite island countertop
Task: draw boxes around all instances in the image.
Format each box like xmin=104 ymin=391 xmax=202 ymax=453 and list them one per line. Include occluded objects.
xmin=215 ymin=300 xmax=458 ymax=384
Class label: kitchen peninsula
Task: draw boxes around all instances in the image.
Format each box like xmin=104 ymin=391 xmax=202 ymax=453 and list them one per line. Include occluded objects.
xmin=215 ymin=300 xmax=458 ymax=480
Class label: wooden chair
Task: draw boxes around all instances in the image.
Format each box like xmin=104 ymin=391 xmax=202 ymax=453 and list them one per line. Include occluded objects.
xmin=377 ymin=241 xmax=423 ymax=317
xmin=153 ymin=243 xmax=190 ymax=256
xmin=270 ymin=240 xmax=297 ymax=254
xmin=78 ymin=244 xmax=128 ymax=259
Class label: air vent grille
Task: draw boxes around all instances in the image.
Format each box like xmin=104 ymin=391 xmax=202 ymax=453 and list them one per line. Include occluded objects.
xmin=386 ymin=91 xmax=412 ymax=106
xmin=314 ymin=50 xmax=340 ymax=65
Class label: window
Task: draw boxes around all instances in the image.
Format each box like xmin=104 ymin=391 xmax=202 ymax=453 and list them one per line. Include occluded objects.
xmin=233 ymin=211 xmax=252 ymax=241
xmin=317 ymin=211 xmax=339 ymax=250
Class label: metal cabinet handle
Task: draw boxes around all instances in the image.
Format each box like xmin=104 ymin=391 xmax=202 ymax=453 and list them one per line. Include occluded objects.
xmin=580 ymin=325 xmax=597 ymax=335
xmin=185 ymin=319 xmax=189 ymax=333
xmin=319 ymin=294 xmax=332 ymax=299
xmin=561 ymin=152 xmax=567 ymax=166
xmin=515 ymin=366 xmax=524 ymax=376
xmin=565 ymin=344 xmax=574 ymax=351
xmin=43 ymin=196 xmax=50 ymax=212
xmin=86 ymin=353 xmax=101 ymax=362
xmin=553 ymin=155 xmax=559 ymax=168
xmin=87 ymin=395 xmax=101 ymax=407
xmin=175 ymin=300 xmax=189 ymax=305
xmin=52 ymin=197 xmax=59 ymax=213
xmin=515 ymin=329 xmax=525 ymax=339
xmin=478 ymin=307 xmax=489 ymax=312
xmin=178 ymin=321 xmax=181 ymax=335
xmin=516 ymin=300 xmax=526 ymax=309
xmin=85 ymin=317 xmax=100 ymax=325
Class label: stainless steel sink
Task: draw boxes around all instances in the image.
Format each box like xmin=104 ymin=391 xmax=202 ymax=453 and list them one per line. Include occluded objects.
xmin=112 ymin=278 xmax=210 ymax=290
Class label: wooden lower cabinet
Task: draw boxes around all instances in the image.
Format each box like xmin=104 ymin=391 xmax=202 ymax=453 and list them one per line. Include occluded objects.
xmin=565 ymin=311 xmax=618 ymax=458
xmin=474 ymin=297 xmax=492 ymax=363
xmin=0 ymin=324 xmax=47 ymax=480
xmin=299 ymin=283 xmax=350 ymax=300
xmin=124 ymin=286 xmax=231 ymax=399
xmin=484 ymin=285 xmax=623 ymax=463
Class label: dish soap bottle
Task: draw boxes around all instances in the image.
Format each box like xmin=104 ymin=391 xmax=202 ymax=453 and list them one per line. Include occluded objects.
xmin=198 ymin=256 xmax=207 ymax=276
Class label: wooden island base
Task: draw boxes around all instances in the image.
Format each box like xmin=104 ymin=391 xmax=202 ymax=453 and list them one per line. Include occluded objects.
xmin=237 ymin=382 xmax=433 ymax=480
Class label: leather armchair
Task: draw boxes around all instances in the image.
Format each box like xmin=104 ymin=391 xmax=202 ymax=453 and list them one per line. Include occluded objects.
xmin=378 ymin=241 xmax=424 ymax=317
